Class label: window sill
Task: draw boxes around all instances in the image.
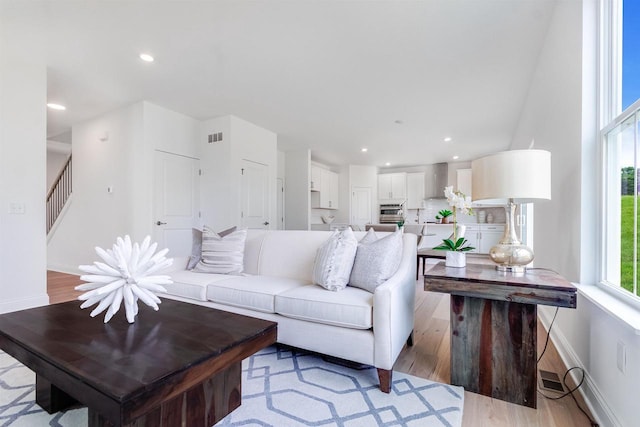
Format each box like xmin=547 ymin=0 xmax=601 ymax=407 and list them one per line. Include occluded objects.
xmin=576 ymin=283 xmax=640 ymax=335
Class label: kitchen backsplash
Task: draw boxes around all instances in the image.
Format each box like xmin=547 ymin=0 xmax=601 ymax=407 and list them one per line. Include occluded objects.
xmin=406 ymin=199 xmax=506 ymax=224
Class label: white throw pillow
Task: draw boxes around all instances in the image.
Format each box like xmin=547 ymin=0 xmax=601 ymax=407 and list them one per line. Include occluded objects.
xmin=312 ymin=228 xmax=358 ymax=291
xmin=187 ymin=226 xmax=237 ymax=270
xmin=349 ymin=229 xmax=403 ymax=293
xmin=360 ymin=228 xmax=378 ymax=244
xmin=193 ymin=227 xmax=246 ymax=274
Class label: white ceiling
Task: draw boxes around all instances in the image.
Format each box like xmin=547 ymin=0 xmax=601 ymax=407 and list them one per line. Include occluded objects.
xmin=1 ymin=0 xmax=557 ymax=167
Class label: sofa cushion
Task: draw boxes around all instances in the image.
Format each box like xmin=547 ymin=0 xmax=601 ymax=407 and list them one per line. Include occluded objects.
xmin=193 ymin=227 xmax=247 ymax=274
xmin=206 ymin=275 xmax=309 ymax=313
xmin=349 ymin=229 xmax=403 ymax=293
xmin=257 ymin=231 xmax=335 ymax=281
xmin=275 ymin=285 xmax=373 ymax=329
xmin=312 ymin=228 xmax=358 ymax=291
xmin=163 ymin=270 xmax=241 ymax=301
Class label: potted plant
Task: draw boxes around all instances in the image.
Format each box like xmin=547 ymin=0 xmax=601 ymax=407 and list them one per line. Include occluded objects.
xmin=433 ymin=187 xmax=474 ymax=267
xmin=438 ymin=209 xmax=453 ymax=224
xmin=435 ymin=215 xmax=442 ymax=224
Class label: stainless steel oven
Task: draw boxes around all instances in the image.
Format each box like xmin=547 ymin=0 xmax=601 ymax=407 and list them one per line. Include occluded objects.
xmin=379 ymin=203 xmax=405 ymax=224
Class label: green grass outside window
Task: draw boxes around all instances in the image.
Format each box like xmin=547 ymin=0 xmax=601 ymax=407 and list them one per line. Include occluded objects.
xmin=621 ymin=195 xmax=639 ymax=295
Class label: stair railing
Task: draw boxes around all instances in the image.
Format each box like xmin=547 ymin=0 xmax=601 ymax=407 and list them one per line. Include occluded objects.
xmin=46 ymin=155 xmax=72 ymax=234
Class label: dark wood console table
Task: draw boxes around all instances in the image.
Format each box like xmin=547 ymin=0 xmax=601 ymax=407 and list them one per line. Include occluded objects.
xmin=424 ymin=262 xmax=577 ymax=408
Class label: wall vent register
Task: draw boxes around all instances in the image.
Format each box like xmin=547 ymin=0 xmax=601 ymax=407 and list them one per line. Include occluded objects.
xmin=208 ymin=132 xmax=223 ymax=143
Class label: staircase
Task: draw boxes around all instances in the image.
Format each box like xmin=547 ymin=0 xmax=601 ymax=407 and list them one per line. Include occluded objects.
xmin=46 ymin=155 xmax=72 ymax=234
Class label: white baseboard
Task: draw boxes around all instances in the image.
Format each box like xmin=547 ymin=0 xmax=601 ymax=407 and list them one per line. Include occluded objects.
xmin=0 ymin=294 xmax=49 ymax=314
xmin=539 ymin=308 xmax=620 ymax=427
xmin=46 ymin=263 xmax=81 ymax=275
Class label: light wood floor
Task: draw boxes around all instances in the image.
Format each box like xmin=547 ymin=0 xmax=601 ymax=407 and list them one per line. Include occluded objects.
xmin=47 ymin=269 xmax=595 ymax=426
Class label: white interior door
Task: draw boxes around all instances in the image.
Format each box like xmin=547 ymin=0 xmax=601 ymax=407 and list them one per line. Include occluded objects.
xmin=277 ymin=177 xmax=285 ymax=229
xmin=154 ymin=151 xmax=199 ymax=257
xmin=351 ymin=187 xmax=372 ymax=229
xmin=241 ymin=159 xmax=270 ymax=229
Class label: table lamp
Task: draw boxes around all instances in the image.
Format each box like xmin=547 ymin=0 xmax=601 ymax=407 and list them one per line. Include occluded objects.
xmin=471 ymin=149 xmax=551 ymax=273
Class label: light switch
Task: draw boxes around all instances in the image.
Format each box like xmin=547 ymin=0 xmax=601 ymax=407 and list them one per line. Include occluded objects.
xmin=9 ymin=202 xmax=26 ymax=214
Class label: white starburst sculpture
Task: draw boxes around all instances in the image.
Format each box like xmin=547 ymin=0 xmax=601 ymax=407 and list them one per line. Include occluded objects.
xmin=76 ymin=235 xmax=173 ymax=323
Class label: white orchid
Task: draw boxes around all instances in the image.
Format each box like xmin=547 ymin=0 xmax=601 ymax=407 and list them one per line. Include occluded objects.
xmin=433 ymin=187 xmax=475 ymax=251
xmin=76 ymin=235 xmax=173 ymax=323
xmin=444 ymin=185 xmax=473 ymax=216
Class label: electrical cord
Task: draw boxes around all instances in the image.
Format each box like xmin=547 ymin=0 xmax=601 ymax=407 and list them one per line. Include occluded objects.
xmin=537 ymin=306 xmax=558 ymax=363
xmin=537 ymin=307 xmax=599 ymax=427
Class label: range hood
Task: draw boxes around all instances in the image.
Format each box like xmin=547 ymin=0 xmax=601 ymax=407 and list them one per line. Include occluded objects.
xmin=425 ymin=163 xmax=449 ymax=198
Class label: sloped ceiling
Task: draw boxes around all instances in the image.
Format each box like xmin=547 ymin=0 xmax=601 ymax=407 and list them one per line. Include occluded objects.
xmin=1 ymin=0 xmax=557 ymax=167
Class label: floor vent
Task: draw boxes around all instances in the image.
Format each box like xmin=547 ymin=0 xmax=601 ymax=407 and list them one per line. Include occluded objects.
xmin=539 ymin=369 xmax=565 ymax=393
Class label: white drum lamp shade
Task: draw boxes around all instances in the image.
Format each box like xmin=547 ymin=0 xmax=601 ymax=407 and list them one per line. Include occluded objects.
xmin=472 ymin=149 xmax=551 ymax=204
xmin=471 ymin=149 xmax=551 ymax=272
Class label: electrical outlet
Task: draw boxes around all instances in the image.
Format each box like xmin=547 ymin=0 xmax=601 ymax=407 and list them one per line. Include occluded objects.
xmin=617 ymin=341 xmax=626 ymax=373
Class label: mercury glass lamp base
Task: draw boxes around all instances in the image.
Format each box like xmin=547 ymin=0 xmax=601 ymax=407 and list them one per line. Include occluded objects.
xmin=488 ymin=243 xmax=534 ymax=273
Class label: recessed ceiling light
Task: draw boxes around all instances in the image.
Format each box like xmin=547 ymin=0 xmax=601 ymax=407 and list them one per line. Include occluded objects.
xmin=385 ymin=162 xmax=391 ymax=166
xmin=47 ymin=103 xmax=66 ymax=110
xmin=139 ymin=53 xmax=154 ymax=62
xmin=444 ymin=137 xmax=452 ymax=142
xmin=361 ymin=148 xmax=368 ymax=152
xmin=452 ymin=155 xmax=459 ymax=160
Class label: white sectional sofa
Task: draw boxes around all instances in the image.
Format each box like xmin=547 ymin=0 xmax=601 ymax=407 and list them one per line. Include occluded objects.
xmin=161 ymin=229 xmax=417 ymax=392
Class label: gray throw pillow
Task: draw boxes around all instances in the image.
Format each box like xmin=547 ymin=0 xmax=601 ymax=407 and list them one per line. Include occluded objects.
xmin=193 ymin=226 xmax=245 ymax=274
xmin=312 ymin=228 xmax=358 ymax=291
xmin=187 ymin=226 xmax=236 ymax=270
xmin=349 ymin=229 xmax=403 ymax=293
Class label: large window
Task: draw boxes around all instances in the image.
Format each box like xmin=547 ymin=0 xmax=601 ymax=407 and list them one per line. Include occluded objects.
xmin=603 ymin=109 xmax=640 ymax=295
xmin=622 ymin=0 xmax=640 ymax=110
xmin=602 ymin=0 xmax=640 ymax=298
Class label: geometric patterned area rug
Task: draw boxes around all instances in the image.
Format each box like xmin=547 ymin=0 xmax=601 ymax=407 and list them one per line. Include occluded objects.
xmin=0 ymin=346 xmax=463 ymax=427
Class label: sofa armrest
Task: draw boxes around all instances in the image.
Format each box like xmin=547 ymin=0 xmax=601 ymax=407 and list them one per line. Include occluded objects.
xmin=372 ymin=233 xmax=417 ymax=370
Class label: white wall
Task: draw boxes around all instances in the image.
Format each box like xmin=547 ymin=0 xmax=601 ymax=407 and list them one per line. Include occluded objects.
xmin=199 ymin=115 xmax=277 ymax=230
xmin=284 ymin=149 xmax=310 ymax=230
xmin=47 ymin=101 xmax=200 ymax=273
xmin=0 ymin=57 xmax=49 ymax=312
xmin=510 ymin=0 xmax=582 ymax=281
xmin=47 ymin=103 xmax=145 ymax=273
xmin=510 ymin=1 xmax=634 ymax=426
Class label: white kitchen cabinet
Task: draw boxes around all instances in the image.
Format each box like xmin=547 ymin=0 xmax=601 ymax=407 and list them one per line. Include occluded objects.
xmin=406 ymin=172 xmax=425 ymax=209
xmin=463 ymin=224 xmax=480 ymax=253
xmin=378 ymin=173 xmax=407 ymax=200
xmin=456 ymin=168 xmax=472 ymax=196
xmin=310 ymin=165 xmax=321 ymax=191
xmin=463 ymin=224 xmax=504 ymax=254
xmin=421 ymin=224 xmax=454 ymax=249
xmin=311 ymin=168 xmax=339 ymax=209
xmin=479 ymin=224 xmax=504 ymax=253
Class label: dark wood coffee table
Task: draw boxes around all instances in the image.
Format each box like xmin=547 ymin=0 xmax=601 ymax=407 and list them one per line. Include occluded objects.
xmin=0 ymin=299 xmax=277 ymax=426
